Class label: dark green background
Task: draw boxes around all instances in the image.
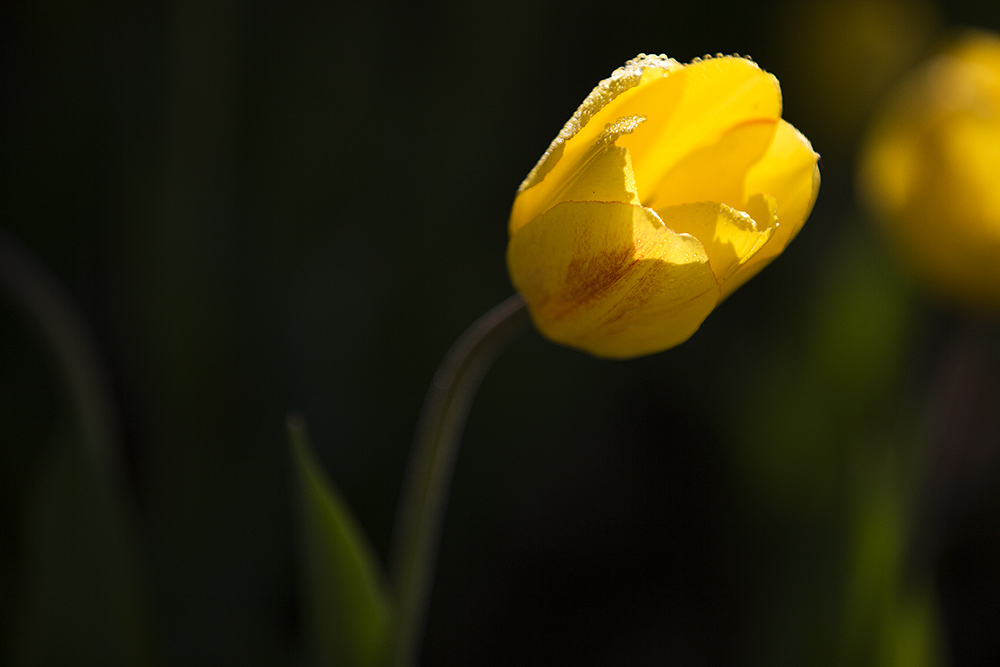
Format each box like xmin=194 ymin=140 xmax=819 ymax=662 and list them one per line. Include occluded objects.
xmin=3 ymin=0 xmax=1000 ymax=665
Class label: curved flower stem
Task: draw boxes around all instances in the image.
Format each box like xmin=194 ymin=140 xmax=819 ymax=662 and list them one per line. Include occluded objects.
xmin=389 ymin=293 xmax=529 ymax=667
xmin=0 ymin=227 xmax=121 ymax=488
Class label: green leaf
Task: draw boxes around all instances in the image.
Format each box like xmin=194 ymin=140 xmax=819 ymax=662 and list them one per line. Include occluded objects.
xmin=289 ymin=415 xmax=394 ymax=667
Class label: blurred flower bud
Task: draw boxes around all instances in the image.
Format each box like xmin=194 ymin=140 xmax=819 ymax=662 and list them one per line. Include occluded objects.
xmin=860 ymin=30 xmax=1000 ymax=309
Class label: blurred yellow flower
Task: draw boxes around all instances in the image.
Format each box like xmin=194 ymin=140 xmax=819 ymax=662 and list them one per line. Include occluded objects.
xmin=860 ymin=31 xmax=1000 ymax=309
xmin=507 ymin=54 xmax=820 ymax=358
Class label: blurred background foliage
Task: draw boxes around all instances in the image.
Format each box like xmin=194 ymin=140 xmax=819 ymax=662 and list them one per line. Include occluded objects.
xmin=2 ymin=0 xmax=1000 ymax=665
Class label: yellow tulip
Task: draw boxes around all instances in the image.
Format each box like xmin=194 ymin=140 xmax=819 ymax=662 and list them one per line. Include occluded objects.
xmin=859 ymin=31 xmax=1000 ymax=309
xmin=507 ymin=54 xmax=820 ymax=358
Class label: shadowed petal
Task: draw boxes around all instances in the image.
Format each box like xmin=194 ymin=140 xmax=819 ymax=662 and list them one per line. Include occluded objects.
xmin=645 ymin=118 xmax=779 ymax=211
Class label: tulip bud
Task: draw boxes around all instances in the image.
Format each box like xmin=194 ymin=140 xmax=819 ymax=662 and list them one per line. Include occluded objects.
xmin=507 ymin=54 xmax=820 ymax=358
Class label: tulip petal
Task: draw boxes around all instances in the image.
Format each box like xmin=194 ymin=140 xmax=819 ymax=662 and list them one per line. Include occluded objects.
xmin=507 ymin=201 xmax=719 ymax=358
xmin=745 ymin=120 xmax=820 ymax=251
xmin=655 ymin=200 xmax=776 ymax=291
xmin=735 ymin=120 xmax=821 ymax=289
xmin=510 ymin=114 xmax=648 ymax=234
xmin=724 ymin=193 xmax=780 ymax=298
xmin=644 ymin=117 xmax=779 ymax=211
xmin=510 ymin=55 xmax=679 ymax=233
xmin=517 ymin=56 xmax=673 ymax=193
xmin=510 ymin=121 xmax=645 ymax=235
xmin=558 ymin=141 xmax=642 ymax=207
xmin=616 ymin=56 xmax=783 ymax=200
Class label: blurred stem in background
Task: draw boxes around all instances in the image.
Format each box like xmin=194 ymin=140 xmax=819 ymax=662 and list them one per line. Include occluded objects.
xmin=0 ymin=228 xmax=121 ymax=488
xmin=908 ymin=321 xmax=1000 ymax=667
xmin=388 ymin=294 xmax=528 ymax=667
xmin=732 ymin=221 xmax=949 ymax=666
xmin=911 ymin=326 xmax=996 ymax=577
xmin=0 ymin=228 xmax=156 ymax=665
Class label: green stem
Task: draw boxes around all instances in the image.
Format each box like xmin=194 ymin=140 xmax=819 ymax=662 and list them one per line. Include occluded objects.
xmin=388 ymin=293 xmax=529 ymax=667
